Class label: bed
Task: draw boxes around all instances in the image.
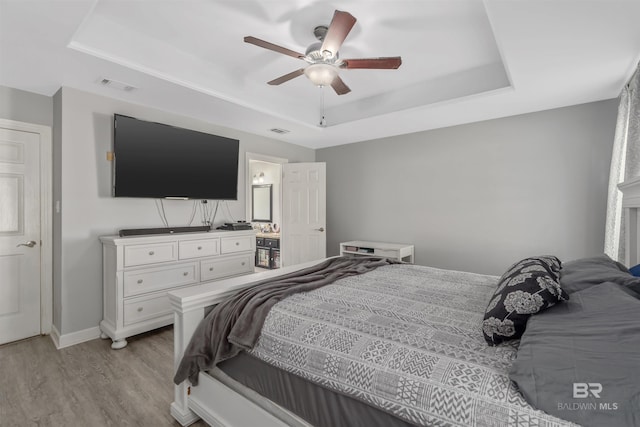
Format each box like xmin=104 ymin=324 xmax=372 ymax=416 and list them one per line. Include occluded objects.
xmin=168 ymin=178 xmax=640 ymax=427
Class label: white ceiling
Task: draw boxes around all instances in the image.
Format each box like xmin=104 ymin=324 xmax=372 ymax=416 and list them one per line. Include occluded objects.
xmin=1 ymin=0 xmax=639 ymax=149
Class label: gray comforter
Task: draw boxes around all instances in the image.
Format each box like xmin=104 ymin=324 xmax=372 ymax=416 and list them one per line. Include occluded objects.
xmin=174 ymin=256 xmax=399 ymax=385
xmin=248 ymin=263 xmax=574 ymax=426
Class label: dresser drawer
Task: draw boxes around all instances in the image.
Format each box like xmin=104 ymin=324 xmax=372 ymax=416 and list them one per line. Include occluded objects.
xmin=179 ymin=238 xmax=219 ymax=259
xmin=264 ymin=238 xmax=280 ymax=249
xmin=123 ymin=294 xmax=172 ymax=326
xmin=124 ymin=242 xmax=177 ymax=267
xmin=201 ymin=254 xmax=254 ymax=281
xmin=123 ymin=263 xmax=198 ymax=297
xmin=221 ymin=235 xmax=253 ymax=254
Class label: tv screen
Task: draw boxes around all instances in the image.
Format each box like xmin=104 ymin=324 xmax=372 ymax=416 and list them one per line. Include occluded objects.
xmin=113 ymin=114 xmax=239 ymax=199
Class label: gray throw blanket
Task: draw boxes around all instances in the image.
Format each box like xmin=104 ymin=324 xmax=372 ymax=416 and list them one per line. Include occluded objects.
xmin=174 ymin=256 xmax=399 ymax=385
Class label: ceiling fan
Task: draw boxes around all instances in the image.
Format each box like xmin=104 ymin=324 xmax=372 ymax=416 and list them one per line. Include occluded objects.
xmin=244 ymin=10 xmax=402 ymax=95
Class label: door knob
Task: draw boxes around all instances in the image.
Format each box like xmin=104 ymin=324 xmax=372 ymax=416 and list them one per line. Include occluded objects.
xmin=16 ymin=240 xmax=37 ymax=248
xmin=314 ymin=227 xmax=325 ymax=232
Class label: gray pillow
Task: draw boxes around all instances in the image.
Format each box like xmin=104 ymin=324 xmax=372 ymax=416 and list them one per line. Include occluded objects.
xmin=560 ymin=254 xmax=640 ymax=294
xmin=509 ymin=282 xmax=640 ymax=427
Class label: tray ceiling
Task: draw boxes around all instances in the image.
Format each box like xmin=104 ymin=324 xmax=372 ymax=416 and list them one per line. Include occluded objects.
xmin=1 ymin=1 xmax=639 ymax=148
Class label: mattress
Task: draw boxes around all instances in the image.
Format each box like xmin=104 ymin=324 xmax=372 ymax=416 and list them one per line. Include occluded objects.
xmin=217 ymin=351 xmax=415 ymax=427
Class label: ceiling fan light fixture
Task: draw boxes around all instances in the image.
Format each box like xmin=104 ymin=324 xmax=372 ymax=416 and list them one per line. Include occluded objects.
xmin=304 ymin=63 xmax=338 ymax=87
xmin=244 ymin=9 xmax=401 ymax=96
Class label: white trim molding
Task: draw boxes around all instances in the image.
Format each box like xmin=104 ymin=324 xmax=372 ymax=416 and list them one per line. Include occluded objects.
xmin=0 ymin=118 xmax=53 ymax=337
xmin=245 ymin=152 xmax=288 ymax=231
xmin=51 ymin=325 xmax=102 ymax=349
xmin=50 ymin=324 xmax=61 ymax=349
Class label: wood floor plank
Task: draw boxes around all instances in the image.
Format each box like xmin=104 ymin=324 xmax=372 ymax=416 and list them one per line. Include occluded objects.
xmin=0 ymin=327 xmax=208 ymax=426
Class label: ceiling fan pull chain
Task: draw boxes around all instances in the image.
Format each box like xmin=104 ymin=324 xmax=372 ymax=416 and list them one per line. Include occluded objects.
xmin=319 ymin=86 xmax=327 ymax=127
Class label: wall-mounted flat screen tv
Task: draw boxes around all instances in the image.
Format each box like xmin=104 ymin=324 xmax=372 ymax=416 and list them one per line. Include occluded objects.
xmin=113 ymin=114 xmax=239 ymax=200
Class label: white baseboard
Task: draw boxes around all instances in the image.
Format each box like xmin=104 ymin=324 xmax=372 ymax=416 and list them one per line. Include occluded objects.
xmin=50 ymin=324 xmax=61 ymax=348
xmin=50 ymin=325 xmax=101 ymax=349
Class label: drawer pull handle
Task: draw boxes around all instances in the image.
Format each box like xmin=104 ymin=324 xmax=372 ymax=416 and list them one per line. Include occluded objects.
xmin=137 ymin=279 xmax=143 ymax=284
xmin=241 ymin=262 xmax=246 ymax=266
xmin=183 ymin=272 xmax=189 ymax=276
xmin=236 ymin=242 xmax=240 ymax=246
xmin=148 ymin=251 xmax=155 ymax=256
xmin=209 ymin=267 xmax=214 ymax=271
xmin=137 ymin=307 xmax=143 ymax=312
xmin=197 ymin=246 xmax=202 ymax=250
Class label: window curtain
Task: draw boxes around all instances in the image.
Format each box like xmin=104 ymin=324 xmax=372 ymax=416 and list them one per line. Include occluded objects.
xmin=604 ymin=63 xmax=640 ymax=261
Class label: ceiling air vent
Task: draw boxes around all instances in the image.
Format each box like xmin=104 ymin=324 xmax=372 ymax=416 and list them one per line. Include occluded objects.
xmin=98 ymin=78 xmax=137 ymax=92
xmin=270 ymin=128 xmax=290 ymax=134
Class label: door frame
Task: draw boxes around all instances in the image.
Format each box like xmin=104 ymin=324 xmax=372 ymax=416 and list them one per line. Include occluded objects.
xmin=0 ymin=118 xmax=52 ymax=335
xmin=245 ymin=152 xmax=288 ymax=222
xmin=245 ymin=152 xmax=288 ymax=263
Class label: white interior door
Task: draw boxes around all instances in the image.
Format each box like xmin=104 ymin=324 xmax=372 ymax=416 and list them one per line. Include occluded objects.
xmin=282 ymin=162 xmax=326 ymax=266
xmin=0 ymin=126 xmax=41 ymax=345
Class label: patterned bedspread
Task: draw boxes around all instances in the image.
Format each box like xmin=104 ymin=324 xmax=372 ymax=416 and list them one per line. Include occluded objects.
xmin=248 ymin=264 xmax=573 ymax=427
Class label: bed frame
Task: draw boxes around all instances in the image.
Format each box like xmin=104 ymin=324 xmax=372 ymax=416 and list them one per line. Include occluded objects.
xmin=169 ymin=259 xmax=320 ymax=427
xmin=169 ymin=178 xmax=640 ymax=427
xmin=619 ymin=176 xmax=640 ymax=267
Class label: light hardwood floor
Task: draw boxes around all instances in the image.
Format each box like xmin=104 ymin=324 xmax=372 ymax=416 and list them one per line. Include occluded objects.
xmin=0 ymin=327 xmax=208 ymax=427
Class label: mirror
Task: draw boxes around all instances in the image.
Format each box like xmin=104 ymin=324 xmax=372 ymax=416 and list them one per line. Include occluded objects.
xmin=252 ymin=184 xmax=272 ymax=222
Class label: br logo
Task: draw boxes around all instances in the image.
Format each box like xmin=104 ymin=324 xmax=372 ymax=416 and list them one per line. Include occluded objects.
xmin=573 ymin=383 xmax=602 ymax=398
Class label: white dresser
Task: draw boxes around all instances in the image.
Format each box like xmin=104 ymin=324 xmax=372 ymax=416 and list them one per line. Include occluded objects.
xmin=100 ymin=230 xmax=255 ymax=349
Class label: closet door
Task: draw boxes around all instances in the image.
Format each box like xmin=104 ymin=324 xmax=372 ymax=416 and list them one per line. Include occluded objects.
xmin=281 ymin=163 xmax=326 ymax=267
xmin=0 ymin=126 xmax=41 ymax=345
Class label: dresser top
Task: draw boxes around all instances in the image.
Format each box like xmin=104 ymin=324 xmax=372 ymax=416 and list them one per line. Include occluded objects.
xmin=100 ymin=229 xmax=256 ymax=245
xmin=256 ymin=232 xmax=280 ymax=239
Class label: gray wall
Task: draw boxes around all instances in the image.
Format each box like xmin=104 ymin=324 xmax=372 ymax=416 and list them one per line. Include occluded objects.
xmin=317 ymin=99 xmax=618 ymax=276
xmin=0 ymin=85 xmax=53 ymax=127
xmin=57 ymin=87 xmax=315 ymax=335
xmin=2 ymin=83 xmax=620 ymax=333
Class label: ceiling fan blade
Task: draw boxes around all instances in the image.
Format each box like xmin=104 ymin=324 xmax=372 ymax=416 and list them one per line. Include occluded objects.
xmin=244 ymin=36 xmax=305 ymax=60
xmin=321 ymin=10 xmax=357 ymax=57
xmin=331 ymin=76 xmax=351 ymax=95
xmin=267 ymin=69 xmax=305 ymax=85
xmin=341 ymin=57 xmax=402 ymax=69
